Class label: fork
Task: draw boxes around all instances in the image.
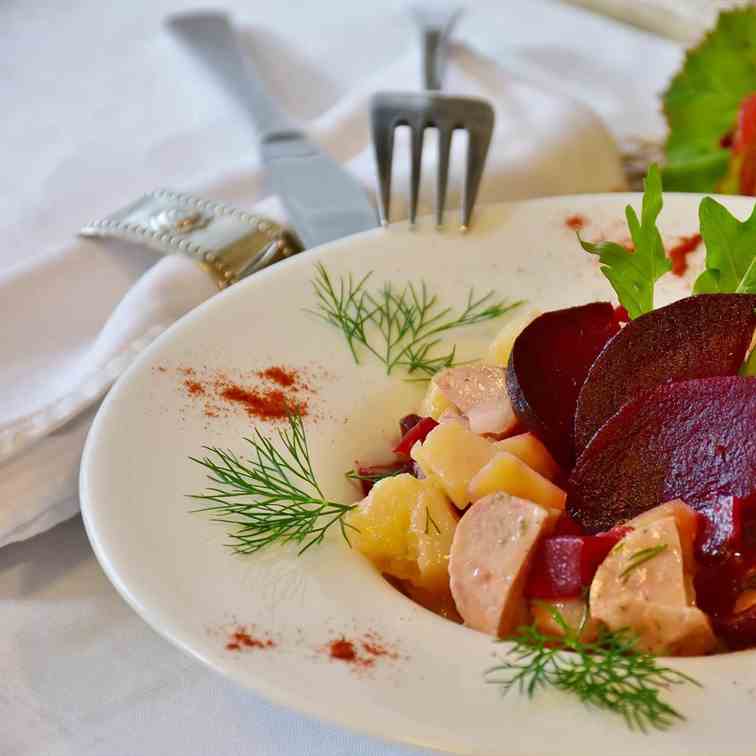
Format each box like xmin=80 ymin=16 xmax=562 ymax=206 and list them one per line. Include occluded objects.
xmin=370 ymin=5 xmax=495 ymax=230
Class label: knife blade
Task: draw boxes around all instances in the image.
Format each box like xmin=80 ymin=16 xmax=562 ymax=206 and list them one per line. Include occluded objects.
xmin=166 ymin=11 xmax=378 ymax=249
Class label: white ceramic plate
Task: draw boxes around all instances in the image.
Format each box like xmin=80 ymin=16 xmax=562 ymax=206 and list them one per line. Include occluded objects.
xmin=81 ymin=195 xmax=756 ymax=756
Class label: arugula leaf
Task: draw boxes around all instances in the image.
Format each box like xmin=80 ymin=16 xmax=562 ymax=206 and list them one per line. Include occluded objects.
xmin=662 ymin=8 xmax=756 ymax=192
xmin=694 ymin=197 xmax=756 ymax=294
xmin=579 ymin=165 xmax=671 ymax=319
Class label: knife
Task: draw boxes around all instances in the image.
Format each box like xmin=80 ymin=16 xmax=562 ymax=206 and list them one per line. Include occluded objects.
xmin=166 ymin=11 xmax=378 ymax=248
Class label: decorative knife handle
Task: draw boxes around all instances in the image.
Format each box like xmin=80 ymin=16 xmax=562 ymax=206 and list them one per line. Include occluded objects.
xmin=80 ymin=190 xmax=301 ymax=288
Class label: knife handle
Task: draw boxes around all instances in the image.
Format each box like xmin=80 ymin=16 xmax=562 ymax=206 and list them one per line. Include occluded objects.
xmin=166 ymin=11 xmax=298 ymax=140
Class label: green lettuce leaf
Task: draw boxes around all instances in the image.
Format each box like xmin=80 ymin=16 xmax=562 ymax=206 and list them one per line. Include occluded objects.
xmin=662 ymin=7 xmax=756 ymax=192
xmin=694 ymin=197 xmax=756 ymax=294
xmin=579 ymin=165 xmax=671 ymax=319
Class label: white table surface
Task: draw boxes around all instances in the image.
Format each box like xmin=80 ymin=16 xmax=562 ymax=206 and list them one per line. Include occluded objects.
xmin=1 ymin=1 xmax=681 ymax=754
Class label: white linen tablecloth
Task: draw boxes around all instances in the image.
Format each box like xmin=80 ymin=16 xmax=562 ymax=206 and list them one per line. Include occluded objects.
xmin=1 ymin=1 xmax=682 ymax=754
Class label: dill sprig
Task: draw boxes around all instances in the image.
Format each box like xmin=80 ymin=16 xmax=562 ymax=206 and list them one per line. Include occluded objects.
xmin=345 ymin=467 xmax=403 ymax=486
xmin=310 ymin=263 xmax=521 ymax=377
xmin=620 ymin=544 xmax=668 ymax=583
xmin=190 ymin=413 xmax=355 ymax=555
xmin=486 ymin=606 xmax=700 ymax=732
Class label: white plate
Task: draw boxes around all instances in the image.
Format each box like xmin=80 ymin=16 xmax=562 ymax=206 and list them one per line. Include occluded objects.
xmin=81 ymin=195 xmax=756 ymax=756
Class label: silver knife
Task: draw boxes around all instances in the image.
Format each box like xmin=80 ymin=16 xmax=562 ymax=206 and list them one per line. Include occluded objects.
xmin=166 ymin=11 xmax=378 ymax=248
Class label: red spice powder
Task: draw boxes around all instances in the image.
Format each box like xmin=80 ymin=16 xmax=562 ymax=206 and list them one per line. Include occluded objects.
xmin=329 ymin=638 xmax=357 ymax=662
xmin=184 ymin=379 xmax=205 ymax=397
xmin=668 ymin=233 xmax=702 ymax=276
xmin=565 ymin=214 xmax=587 ymax=231
xmin=326 ymin=633 xmax=400 ymax=669
xmin=173 ymin=364 xmax=312 ymax=421
xmin=225 ymin=627 xmax=276 ymax=652
xmin=258 ymin=366 xmax=297 ymax=388
xmin=219 ymin=384 xmax=306 ymax=420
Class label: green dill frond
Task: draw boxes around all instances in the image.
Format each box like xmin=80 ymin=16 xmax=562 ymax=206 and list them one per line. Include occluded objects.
xmin=486 ymin=606 xmax=700 ymax=732
xmin=309 ymin=263 xmax=521 ymax=377
xmin=190 ymin=413 xmax=355 ymax=555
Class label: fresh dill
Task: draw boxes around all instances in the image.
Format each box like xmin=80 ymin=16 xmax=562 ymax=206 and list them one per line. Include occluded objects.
xmin=620 ymin=544 xmax=668 ymax=583
xmin=310 ymin=262 xmax=521 ymax=377
xmin=424 ymin=506 xmax=441 ymax=535
xmin=190 ymin=413 xmax=355 ymax=555
xmin=345 ymin=467 xmax=401 ymax=486
xmin=486 ymin=606 xmax=699 ymax=732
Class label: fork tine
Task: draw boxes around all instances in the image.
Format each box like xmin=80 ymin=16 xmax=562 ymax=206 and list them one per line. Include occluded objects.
xmin=409 ymin=122 xmax=425 ymax=226
xmin=461 ymin=104 xmax=495 ymax=231
xmin=435 ymin=125 xmax=452 ymax=228
xmin=370 ymin=103 xmax=395 ymax=226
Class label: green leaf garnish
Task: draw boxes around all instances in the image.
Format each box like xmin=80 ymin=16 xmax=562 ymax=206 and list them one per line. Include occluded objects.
xmin=190 ymin=413 xmax=355 ymax=555
xmin=694 ymin=197 xmax=756 ymax=295
xmin=310 ymin=263 xmax=521 ymax=377
xmin=345 ymin=467 xmax=400 ymax=486
xmin=424 ymin=505 xmax=441 ymax=535
xmin=619 ymin=544 xmax=668 ymax=583
xmin=579 ymin=165 xmax=671 ymax=318
xmin=487 ymin=606 xmax=700 ymax=732
xmin=662 ymin=7 xmax=756 ymax=192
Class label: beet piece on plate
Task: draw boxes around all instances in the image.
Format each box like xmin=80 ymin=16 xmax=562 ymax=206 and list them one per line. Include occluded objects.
xmin=506 ymin=302 xmax=620 ymax=466
xmin=399 ymin=414 xmax=422 ymax=437
xmin=574 ymin=294 xmax=756 ymax=453
xmin=525 ymin=530 xmax=625 ymax=599
xmin=393 ymin=417 xmax=439 ymax=457
xmin=568 ymin=376 xmax=756 ymax=533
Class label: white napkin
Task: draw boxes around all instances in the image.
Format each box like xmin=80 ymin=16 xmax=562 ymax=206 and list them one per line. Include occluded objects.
xmin=0 ymin=42 xmax=625 ymax=549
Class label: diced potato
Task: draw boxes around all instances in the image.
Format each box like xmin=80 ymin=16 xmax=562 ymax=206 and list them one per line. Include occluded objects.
xmin=411 ymin=423 xmax=497 ymax=509
xmin=468 ymin=451 xmax=567 ymax=511
xmin=420 ymin=379 xmax=454 ymax=420
xmin=347 ymin=474 xmax=458 ymax=592
xmin=531 ymin=598 xmax=598 ymax=643
xmin=485 ymin=310 xmax=539 ymax=367
xmin=494 ymin=433 xmax=560 ymax=480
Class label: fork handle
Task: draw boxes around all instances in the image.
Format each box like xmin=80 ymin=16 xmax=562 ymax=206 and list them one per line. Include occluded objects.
xmin=411 ymin=4 xmax=463 ymax=90
xmin=166 ymin=11 xmax=297 ymax=139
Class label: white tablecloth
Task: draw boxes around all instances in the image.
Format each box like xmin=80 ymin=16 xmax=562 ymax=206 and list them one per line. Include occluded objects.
xmin=2 ymin=1 xmax=681 ymax=754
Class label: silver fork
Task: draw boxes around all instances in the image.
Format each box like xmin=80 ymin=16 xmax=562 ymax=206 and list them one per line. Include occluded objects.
xmin=370 ymin=5 xmax=495 ymax=231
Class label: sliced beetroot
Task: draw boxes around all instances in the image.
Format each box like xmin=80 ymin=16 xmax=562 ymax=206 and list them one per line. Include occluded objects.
xmin=574 ymin=294 xmax=756 ymax=453
xmin=715 ymin=605 xmax=756 ymax=650
xmin=393 ymin=416 xmax=438 ymax=457
xmin=696 ymin=494 xmax=756 ymax=559
xmin=506 ymin=302 xmax=620 ymax=466
xmin=525 ymin=530 xmax=625 ymax=599
xmin=399 ymin=413 xmax=422 ymax=437
xmin=567 ymin=376 xmax=756 ymax=533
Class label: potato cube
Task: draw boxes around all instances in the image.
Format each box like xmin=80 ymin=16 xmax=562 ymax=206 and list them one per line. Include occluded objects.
xmin=485 ymin=310 xmax=538 ymax=367
xmin=411 ymin=423 xmax=497 ymax=509
xmin=494 ymin=433 xmax=560 ymax=480
xmin=420 ymin=379 xmax=454 ymax=420
xmin=347 ymin=474 xmax=458 ymax=591
xmin=468 ymin=451 xmax=566 ymax=510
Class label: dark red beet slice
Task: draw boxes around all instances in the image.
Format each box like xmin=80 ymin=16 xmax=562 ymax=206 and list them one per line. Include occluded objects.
xmin=525 ymin=530 xmax=625 ymax=599
xmin=567 ymin=376 xmax=756 ymax=533
xmin=393 ymin=417 xmax=438 ymax=457
xmin=574 ymin=294 xmax=756 ymax=454
xmin=715 ymin=606 xmax=756 ymax=650
xmin=506 ymin=302 xmax=620 ymax=466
